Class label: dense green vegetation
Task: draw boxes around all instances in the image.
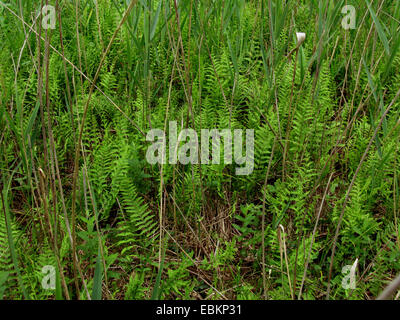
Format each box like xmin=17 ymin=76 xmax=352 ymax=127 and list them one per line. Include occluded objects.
xmin=1 ymin=0 xmax=400 ymax=300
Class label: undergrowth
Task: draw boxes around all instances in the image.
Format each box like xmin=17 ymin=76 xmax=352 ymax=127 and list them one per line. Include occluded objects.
xmin=0 ymin=0 xmax=400 ymax=300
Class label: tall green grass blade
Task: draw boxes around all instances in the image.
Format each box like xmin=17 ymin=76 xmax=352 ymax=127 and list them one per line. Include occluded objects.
xmin=55 ymin=264 xmax=63 ymax=300
xmin=366 ymin=0 xmax=390 ymax=56
xmin=382 ymin=33 xmax=400 ymax=81
xmin=150 ymin=0 xmax=161 ymax=41
xmin=92 ymin=248 xmax=103 ymax=300
xmin=1 ymin=165 xmax=29 ymax=299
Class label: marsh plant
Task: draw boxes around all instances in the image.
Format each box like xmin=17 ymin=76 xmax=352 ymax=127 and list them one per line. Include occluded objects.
xmin=0 ymin=0 xmax=400 ymax=300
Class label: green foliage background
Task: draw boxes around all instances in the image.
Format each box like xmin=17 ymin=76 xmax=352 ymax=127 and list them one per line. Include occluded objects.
xmin=0 ymin=0 xmax=400 ymax=300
